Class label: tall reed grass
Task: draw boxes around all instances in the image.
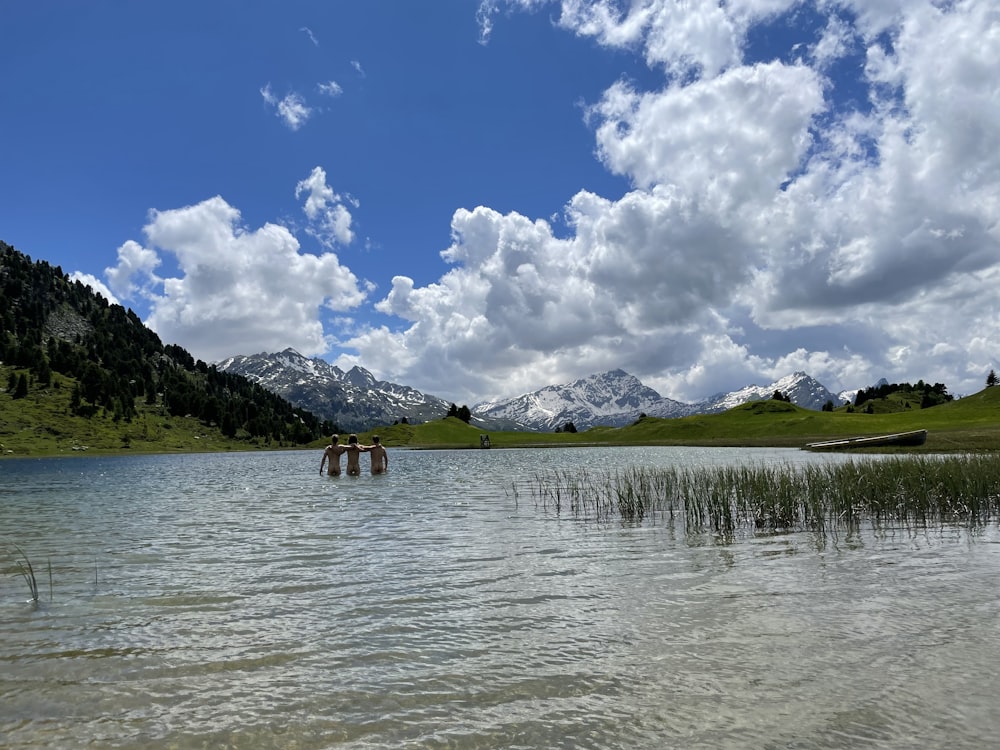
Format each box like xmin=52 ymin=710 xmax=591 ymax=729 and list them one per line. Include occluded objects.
xmin=518 ymin=455 xmax=1000 ymax=536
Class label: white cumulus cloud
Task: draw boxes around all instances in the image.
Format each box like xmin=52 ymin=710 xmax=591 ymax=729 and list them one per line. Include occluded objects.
xmin=295 ymin=166 xmax=357 ymax=248
xmin=342 ymin=0 xmax=1000 ymax=403
xmin=105 ymin=194 xmax=368 ymax=363
xmin=105 ymin=240 xmax=161 ymax=299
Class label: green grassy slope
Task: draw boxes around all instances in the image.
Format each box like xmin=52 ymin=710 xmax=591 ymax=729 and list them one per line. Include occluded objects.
xmin=0 ymin=367 xmax=288 ymax=456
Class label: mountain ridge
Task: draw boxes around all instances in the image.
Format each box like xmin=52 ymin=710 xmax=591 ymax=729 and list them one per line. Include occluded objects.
xmin=218 ymin=349 xmax=851 ymax=433
xmin=217 ymin=348 xmax=520 ymax=432
xmin=473 ymin=369 xmax=845 ymax=431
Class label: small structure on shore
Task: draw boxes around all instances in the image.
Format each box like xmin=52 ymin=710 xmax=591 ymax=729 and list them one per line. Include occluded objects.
xmin=480 ymin=434 xmax=491 ymax=448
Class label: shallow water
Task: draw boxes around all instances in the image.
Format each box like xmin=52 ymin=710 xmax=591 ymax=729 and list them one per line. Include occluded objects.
xmin=1 ymin=447 xmax=998 ymax=748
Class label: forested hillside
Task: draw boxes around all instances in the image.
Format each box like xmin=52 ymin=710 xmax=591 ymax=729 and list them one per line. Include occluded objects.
xmin=1 ymin=241 xmax=335 ymax=453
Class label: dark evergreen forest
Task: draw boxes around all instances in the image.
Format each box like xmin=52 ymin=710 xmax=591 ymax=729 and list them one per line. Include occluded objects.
xmin=1 ymin=241 xmax=335 ymax=444
xmin=853 ymin=380 xmax=953 ymax=409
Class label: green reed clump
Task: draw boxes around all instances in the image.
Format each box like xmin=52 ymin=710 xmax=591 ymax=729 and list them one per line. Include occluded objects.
xmin=518 ymin=454 xmax=1000 ymax=535
xmin=799 ymin=455 xmax=1000 ymax=530
xmin=609 ymin=466 xmax=664 ymax=522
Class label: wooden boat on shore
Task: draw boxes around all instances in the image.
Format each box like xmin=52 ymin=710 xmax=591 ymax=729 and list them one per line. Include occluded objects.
xmin=805 ymin=429 xmax=928 ymax=451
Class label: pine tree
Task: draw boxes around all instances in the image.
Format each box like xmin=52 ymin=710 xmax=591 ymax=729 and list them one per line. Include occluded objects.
xmin=987 ymin=369 xmax=998 ymax=387
xmin=13 ymin=373 xmax=28 ymax=399
xmin=70 ymin=384 xmax=82 ymax=412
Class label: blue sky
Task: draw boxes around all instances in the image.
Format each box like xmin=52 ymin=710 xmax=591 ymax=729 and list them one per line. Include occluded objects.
xmin=2 ymin=1 xmax=999 ymax=405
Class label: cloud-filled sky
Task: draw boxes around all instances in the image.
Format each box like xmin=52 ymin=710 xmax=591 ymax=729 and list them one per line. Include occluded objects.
xmin=2 ymin=1 xmax=998 ymax=405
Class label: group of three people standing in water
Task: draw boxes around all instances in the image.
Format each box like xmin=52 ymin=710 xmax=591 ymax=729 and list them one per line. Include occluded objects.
xmin=319 ymin=433 xmax=389 ymax=477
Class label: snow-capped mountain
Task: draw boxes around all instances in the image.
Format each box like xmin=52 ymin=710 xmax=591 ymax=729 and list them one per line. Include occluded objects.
xmin=474 ymin=370 xmax=845 ymax=431
xmin=216 ymin=348 xmax=455 ymax=432
xmin=216 ymin=350 xmax=849 ymax=433
xmin=474 ymin=369 xmax=696 ymax=432
xmin=695 ymin=371 xmax=845 ymax=413
xmin=837 ymin=389 xmax=859 ymax=406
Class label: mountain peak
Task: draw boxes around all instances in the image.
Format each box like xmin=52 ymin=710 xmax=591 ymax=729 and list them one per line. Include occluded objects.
xmin=475 ymin=370 xmax=684 ymax=430
xmin=697 ymin=372 xmax=842 ymax=413
xmin=344 ymin=365 xmax=377 ymax=388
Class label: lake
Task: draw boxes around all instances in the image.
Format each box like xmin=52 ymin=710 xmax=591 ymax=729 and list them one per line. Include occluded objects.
xmin=1 ymin=447 xmax=998 ymax=749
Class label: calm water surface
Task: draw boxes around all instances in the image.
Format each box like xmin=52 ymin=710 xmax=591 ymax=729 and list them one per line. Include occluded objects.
xmin=1 ymin=447 xmax=998 ymax=749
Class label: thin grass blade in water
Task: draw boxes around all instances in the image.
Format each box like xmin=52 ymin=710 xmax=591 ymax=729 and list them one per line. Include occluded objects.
xmin=9 ymin=543 xmax=40 ymax=603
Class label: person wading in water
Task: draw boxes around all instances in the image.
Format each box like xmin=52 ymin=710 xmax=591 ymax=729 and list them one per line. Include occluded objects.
xmin=344 ymin=434 xmax=368 ymax=476
xmin=367 ymin=435 xmax=388 ymax=474
xmin=320 ymin=434 xmax=347 ymax=476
